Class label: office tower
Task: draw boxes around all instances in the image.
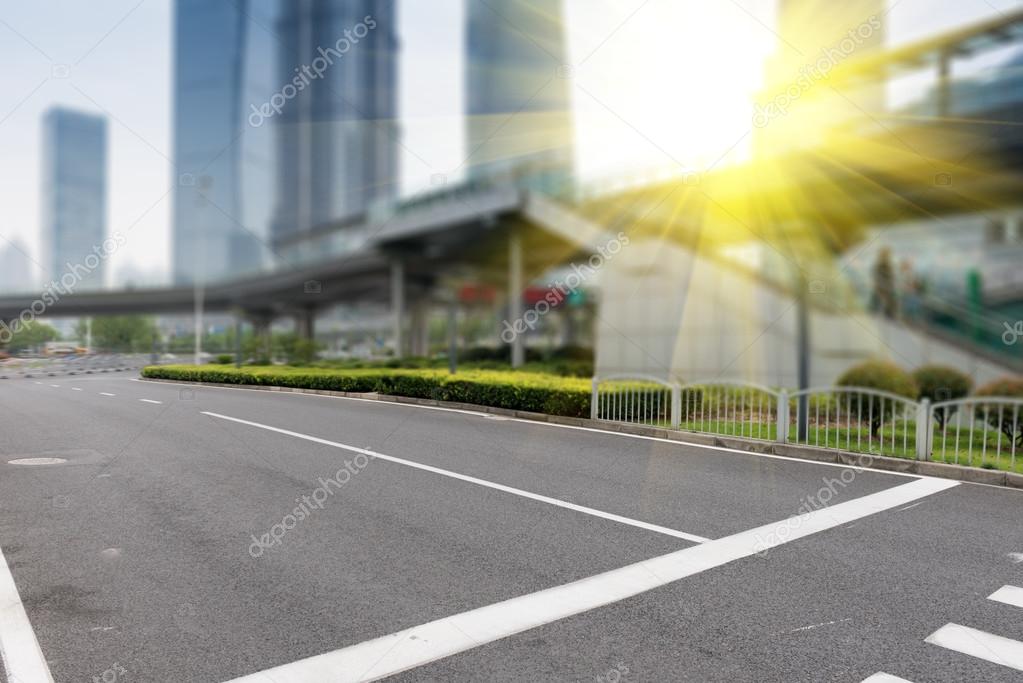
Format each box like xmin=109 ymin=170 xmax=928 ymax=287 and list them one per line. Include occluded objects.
xmin=465 ymin=0 xmax=574 ymax=191
xmin=41 ymin=107 xmax=108 ymax=291
xmin=271 ymin=0 xmax=399 ymax=245
xmin=172 ymin=0 xmax=277 ymax=285
xmin=756 ymin=0 xmax=886 ymax=157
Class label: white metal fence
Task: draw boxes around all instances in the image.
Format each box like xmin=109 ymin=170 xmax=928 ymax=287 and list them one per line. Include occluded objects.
xmin=591 ymin=376 xmax=1022 ymax=468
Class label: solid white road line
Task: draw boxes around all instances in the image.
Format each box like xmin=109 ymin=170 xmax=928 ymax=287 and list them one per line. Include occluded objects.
xmin=224 ymin=477 xmax=958 ymax=683
xmin=925 ymin=623 xmax=1023 ymax=671
xmin=0 ymin=545 xmax=54 ymax=682
xmin=99 ymin=392 xmax=116 ymax=397
xmin=139 ymin=399 xmax=162 ymax=404
xmin=201 ymin=411 xmax=710 ymax=543
xmin=862 ymin=674 xmax=915 ymax=682
xmin=989 ymin=585 xmax=1023 ymax=609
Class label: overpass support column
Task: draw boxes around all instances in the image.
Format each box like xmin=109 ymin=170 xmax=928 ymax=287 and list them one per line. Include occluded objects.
xmin=295 ymin=307 xmax=316 ymax=341
xmin=391 ymin=261 xmax=405 ymax=359
xmin=251 ymin=316 xmax=272 ymax=362
xmin=509 ymin=232 xmax=524 ymax=368
xmin=410 ymin=300 xmax=429 ymax=357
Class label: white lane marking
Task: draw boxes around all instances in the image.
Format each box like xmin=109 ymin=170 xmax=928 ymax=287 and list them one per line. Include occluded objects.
xmin=862 ymin=674 xmax=915 ymax=683
xmin=201 ymin=411 xmax=711 ymax=543
xmin=71 ymin=387 xmax=83 ymax=391
xmin=143 ymin=378 xmax=931 ymax=482
xmin=138 ymin=399 xmax=162 ymax=404
xmin=0 ymin=545 xmax=55 ymax=682
xmin=33 ymin=381 xmax=42 ymax=385
xmin=99 ymin=392 xmax=116 ymax=397
xmin=989 ymin=585 xmax=1023 ymax=609
xmin=49 ymin=384 xmax=60 ymax=388
xmin=224 ymin=477 xmax=958 ymax=683
xmin=925 ymin=623 xmax=1023 ymax=671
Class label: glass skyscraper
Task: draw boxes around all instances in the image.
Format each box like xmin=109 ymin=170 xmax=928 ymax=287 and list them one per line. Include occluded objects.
xmin=172 ymin=0 xmax=277 ymax=285
xmin=465 ymin=0 xmax=574 ymax=192
xmin=271 ymin=0 xmax=399 ymax=245
xmin=41 ymin=107 xmax=108 ymax=291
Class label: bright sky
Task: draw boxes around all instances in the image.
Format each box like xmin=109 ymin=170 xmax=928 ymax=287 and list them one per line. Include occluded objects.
xmin=0 ymin=0 xmax=1019 ymax=288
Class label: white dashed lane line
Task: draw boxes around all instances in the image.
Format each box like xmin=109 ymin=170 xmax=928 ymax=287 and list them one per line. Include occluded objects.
xmin=71 ymin=387 xmax=82 ymax=391
xmin=99 ymin=392 xmax=116 ymax=397
xmin=139 ymin=399 xmax=162 ymax=404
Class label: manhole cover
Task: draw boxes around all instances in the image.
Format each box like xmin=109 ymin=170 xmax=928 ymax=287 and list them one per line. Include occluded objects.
xmin=7 ymin=457 xmax=68 ymax=466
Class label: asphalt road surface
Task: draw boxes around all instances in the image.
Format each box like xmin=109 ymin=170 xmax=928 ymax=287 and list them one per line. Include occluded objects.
xmin=1 ymin=375 xmax=1021 ymax=682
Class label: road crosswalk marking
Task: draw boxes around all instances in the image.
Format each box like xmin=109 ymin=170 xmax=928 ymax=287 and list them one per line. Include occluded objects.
xmin=988 ymin=585 xmax=1023 ymax=609
xmin=925 ymin=623 xmax=1023 ymax=672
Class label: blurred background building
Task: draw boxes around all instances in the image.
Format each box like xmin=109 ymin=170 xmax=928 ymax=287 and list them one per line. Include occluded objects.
xmin=464 ymin=0 xmax=574 ymax=192
xmin=171 ymin=0 xmax=278 ymax=285
xmin=41 ymin=106 xmax=108 ymax=291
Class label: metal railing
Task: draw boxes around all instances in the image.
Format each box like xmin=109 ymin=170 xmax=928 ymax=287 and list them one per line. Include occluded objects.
xmin=931 ymin=396 xmax=1023 ymax=470
xmin=591 ymin=375 xmax=680 ymax=428
xmin=678 ymin=380 xmax=781 ymax=443
xmin=591 ymin=377 xmax=1023 ymax=470
xmin=787 ymin=386 xmax=928 ymax=460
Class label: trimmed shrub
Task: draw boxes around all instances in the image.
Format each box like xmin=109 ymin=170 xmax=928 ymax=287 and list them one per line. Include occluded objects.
xmin=973 ymin=377 xmax=1023 ymax=448
xmin=142 ymin=365 xmax=592 ymax=418
xmin=836 ymin=360 xmax=918 ymax=436
xmin=912 ymin=365 xmax=972 ymax=429
xmin=214 ymin=354 xmax=235 ymax=365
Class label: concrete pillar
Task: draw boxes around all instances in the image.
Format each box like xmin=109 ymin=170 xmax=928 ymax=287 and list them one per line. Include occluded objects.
xmin=295 ymin=307 xmax=315 ymax=341
xmin=251 ymin=317 xmax=272 ymax=362
xmin=391 ymin=261 xmax=405 ymax=358
xmin=509 ymin=232 xmax=524 ymax=368
xmin=409 ymin=300 xmax=429 ymax=357
xmin=937 ymin=51 xmax=951 ymax=118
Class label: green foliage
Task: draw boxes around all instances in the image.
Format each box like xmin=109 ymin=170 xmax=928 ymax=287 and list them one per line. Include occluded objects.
xmin=973 ymin=377 xmax=1023 ymax=447
xmin=142 ymin=365 xmax=592 ymax=418
xmin=836 ymin=360 xmax=918 ymax=436
xmin=83 ymin=316 xmax=159 ymax=352
xmin=912 ymin=365 xmax=972 ymax=429
xmin=1 ymin=320 xmax=59 ymax=352
xmin=214 ymin=354 xmax=235 ymax=364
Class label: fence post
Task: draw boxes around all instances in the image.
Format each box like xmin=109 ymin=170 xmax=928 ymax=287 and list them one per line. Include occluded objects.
xmin=776 ymin=389 xmax=789 ymax=444
xmin=915 ymin=398 xmax=931 ymax=460
xmin=590 ymin=377 xmax=599 ymax=421
xmin=670 ymin=384 xmax=682 ymax=430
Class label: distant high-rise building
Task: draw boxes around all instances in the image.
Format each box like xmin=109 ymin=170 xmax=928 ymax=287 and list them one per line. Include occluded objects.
xmin=465 ymin=0 xmax=574 ymax=192
xmin=172 ymin=0 xmax=278 ymax=285
xmin=41 ymin=107 xmax=108 ymax=291
xmin=756 ymin=0 xmax=886 ymax=157
xmin=271 ymin=0 xmax=399 ymax=245
xmin=0 ymin=239 xmax=33 ymax=294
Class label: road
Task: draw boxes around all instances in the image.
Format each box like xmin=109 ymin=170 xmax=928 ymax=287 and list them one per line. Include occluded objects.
xmin=0 ymin=374 xmax=1021 ymax=682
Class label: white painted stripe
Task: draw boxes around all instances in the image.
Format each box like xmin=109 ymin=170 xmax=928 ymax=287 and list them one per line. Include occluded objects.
xmin=862 ymin=674 xmax=915 ymax=683
xmin=48 ymin=384 xmax=60 ymax=388
xmin=0 ymin=545 xmax=54 ymax=682
xmin=201 ymin=411 xmax=711 ymax=543
xmin=71 ymin=387 xmax=82 ymax=391
xmin=989 ymin=585 xmax=1023 ymax=609
xmin=224 ymin=477 xmax=957 ymax=683
xmin=142 ymin=378 xmax=937 ymax=480
xmin=138 ymin=399 xmax=162 ymax=404
xmin=99 ymin=392 xmax=116 ymax=397
xmin=925 ymin=623 xmax=1023 ymax=671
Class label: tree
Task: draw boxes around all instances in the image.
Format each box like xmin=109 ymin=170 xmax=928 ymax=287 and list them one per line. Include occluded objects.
xmin=2 ymin=321 xmax=59 ymax=353
xmin=80 ymin=316 xmax=159 ymax=352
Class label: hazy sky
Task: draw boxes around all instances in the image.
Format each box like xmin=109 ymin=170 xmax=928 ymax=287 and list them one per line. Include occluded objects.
xmin=0 ymin=0 xmax=1019 ymax=288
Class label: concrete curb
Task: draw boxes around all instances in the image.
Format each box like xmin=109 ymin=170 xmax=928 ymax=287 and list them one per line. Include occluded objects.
xmin=139 ymin=377 xmax=1023 ymax=491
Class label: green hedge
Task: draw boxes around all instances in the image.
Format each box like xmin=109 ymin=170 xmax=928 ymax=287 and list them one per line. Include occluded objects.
xmin=141 ymin=365 xmax=592 ymax=418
